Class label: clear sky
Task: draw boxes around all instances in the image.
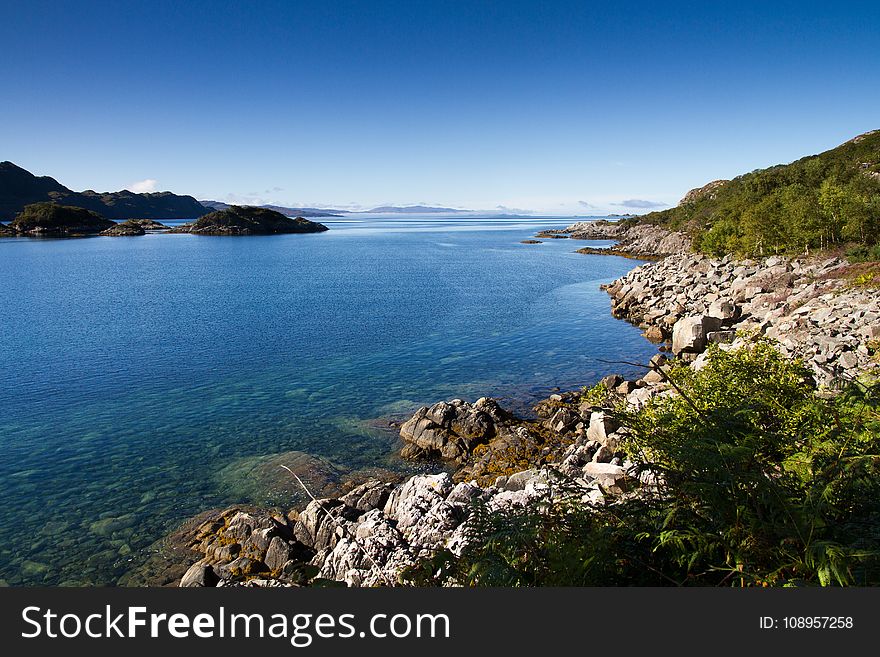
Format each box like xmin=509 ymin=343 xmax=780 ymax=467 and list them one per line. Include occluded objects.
xmin=1 ymin=0 xmax=878 ymax=214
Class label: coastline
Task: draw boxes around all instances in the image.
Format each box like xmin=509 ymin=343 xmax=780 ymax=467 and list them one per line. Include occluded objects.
xmin=148 ymin=220 xmax=878 ymax=587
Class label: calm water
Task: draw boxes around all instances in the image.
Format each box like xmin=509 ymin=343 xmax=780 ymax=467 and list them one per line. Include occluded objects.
xmin=0 ymin=215 xmax=655 ymax=585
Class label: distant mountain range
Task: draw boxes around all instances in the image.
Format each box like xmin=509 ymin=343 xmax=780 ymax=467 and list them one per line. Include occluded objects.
xmin=199 ymin=200 xmax=343 ymax=218
xmin=0 ymin=161 xmax=209 ymax=221
xmin=0 ymin=161 xmax=480 ymax=222
xmin=200 ymin=202 xmax=472 ymax=216
xmin=361 ymin=205 xmax=471 ymax=214
xmin=199 ymin=202 xmax=473 ymax=216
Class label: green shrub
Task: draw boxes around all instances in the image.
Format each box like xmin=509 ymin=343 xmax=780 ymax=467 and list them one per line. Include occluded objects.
xmin=846 ymin=243 xmax=880 ymax=263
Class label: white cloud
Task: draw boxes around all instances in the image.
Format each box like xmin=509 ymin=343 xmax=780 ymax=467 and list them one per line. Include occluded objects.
xmin=495 ymin=204 xmax=534 ymax=215
xmin=127 ymin=178 xmax=158 ymax=193
xmin=223 ymin=193 xmax=267 ymax=206
xmin=612 ymin=199 xmax=667 ymax=209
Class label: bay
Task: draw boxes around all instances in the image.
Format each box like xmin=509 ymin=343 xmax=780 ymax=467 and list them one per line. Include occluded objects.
xmin=0 ymin=215 xmax=655 ymax=585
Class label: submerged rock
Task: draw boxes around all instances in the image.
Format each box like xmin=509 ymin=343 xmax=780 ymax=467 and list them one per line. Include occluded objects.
xmin=213 ymin=450 xmax=350 ymax=506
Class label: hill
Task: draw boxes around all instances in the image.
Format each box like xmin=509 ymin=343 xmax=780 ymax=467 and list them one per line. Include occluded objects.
xmin=639 ymin=130 xmax=880 ymax=257
xmin=0 ymin=162 xmax=210 ymax=221
xmin=174 ymin=206 xmax=329 ymax=235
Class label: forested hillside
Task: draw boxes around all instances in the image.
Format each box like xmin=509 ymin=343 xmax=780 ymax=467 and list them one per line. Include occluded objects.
xmin=641 ymin=131 xmax=880 ymax=259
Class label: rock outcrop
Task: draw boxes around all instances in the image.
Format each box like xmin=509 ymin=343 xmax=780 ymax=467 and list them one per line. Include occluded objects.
xmin=604 ymin=224 xmax=691 ymax=256
xmin=535 ymin=219 xmax=691 ymax=258
xmin=678 ymin=180 xmax=728 ymax=205
xmin=174 ymin=206 xmax=329 ymax=235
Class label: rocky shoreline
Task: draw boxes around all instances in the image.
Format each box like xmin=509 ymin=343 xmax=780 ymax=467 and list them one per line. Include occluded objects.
xmin=147 ymin=219 xmax=878 ymax=588
xmin=604 ymin=251 xmax=880 ymax=388
xmin=536 ymin=220 xmax=690 ymax=258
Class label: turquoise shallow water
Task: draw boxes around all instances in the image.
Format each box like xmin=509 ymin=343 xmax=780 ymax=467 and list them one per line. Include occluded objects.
xmin=0 ymin=215 xmax=655 ymax=585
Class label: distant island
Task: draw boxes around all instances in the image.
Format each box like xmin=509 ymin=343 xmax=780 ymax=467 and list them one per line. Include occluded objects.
xmin=0 ymin=161 xmax=209 ymax=221
xmin=199 ymin=200 xmax=343 ymax=218
xmin=173 ymin=206 xmax=329 ymax=235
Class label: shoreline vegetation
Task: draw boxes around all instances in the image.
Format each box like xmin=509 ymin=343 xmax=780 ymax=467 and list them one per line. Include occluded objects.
xmin=144 ymin=134 xmax=879 ymax=588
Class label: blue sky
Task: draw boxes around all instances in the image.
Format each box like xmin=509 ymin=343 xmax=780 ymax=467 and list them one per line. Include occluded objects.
xmin=1 ymin=0 xmax=878 ymax=214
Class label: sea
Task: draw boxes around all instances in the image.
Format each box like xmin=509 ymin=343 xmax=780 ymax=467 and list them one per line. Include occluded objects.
xmin=0 ymin=214 xmax=656 ymax=585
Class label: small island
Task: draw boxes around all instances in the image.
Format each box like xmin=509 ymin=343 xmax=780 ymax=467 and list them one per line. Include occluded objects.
xmin=98 ymin=219 xmax=171 ymax=236
xmin=8 ymin=202 xmax=115 ymax=236
xmin=173 ymin=206 xmax=330 ymax=235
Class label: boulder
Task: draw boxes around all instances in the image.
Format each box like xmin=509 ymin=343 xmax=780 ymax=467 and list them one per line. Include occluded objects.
xmin=582 ymin=462 xmax=637 ymax=494
xmin=264 ymin=537 xmax=294 ymax=573
xmin=498 ymin=468 xmax=547 ymax=491
xmin=600 ymin=373 xmax=624 ymax=389
xmin=339 ymin=479 xmax=394 ymax=513
xmin=707 ymin=330 xmax=736 ymax=344
xmin=179 ymin=561 xmax=218 ymax=587
xmin=293 ymin=500 xmax=347 ymax=551
xmin=546 ymin=407 xmax=581 ymax=434
xmin=592 ymin=445 xmax=615 ymax=463
xmin=672 ymin=315 xmax=723 ymax=355
xmin=642 ymin=325 xmax=666 ymax=342
xmin=215 ymin=556 xmax=266 ymax=580
xmin=707 ymin=299 xmax=738 ymax=322
xmin=641 ymin=369 xmax=665 ymax=384
xmin=586 ymin=411 xmax=619 ymax=447
xmin=837 ymin=351 xmax=858 ymax=370
xmin=399 ymin=399 xmax=501 ymax=462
